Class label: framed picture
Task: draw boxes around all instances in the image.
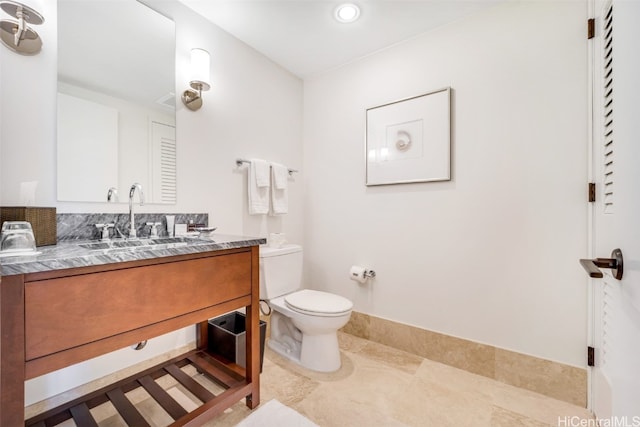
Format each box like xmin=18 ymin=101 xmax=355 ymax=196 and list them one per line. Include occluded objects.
xmin=365 ymin=87 xmax=451 ymax=186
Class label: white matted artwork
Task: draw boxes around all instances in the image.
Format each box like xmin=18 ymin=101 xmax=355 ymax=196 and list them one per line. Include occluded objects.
xmin=366 ymin=87 xmax=451 ymax=186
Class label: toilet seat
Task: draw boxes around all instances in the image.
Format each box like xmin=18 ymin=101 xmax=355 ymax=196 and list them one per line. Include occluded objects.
xmin=284 ymin=289 xmax=353 ymax=317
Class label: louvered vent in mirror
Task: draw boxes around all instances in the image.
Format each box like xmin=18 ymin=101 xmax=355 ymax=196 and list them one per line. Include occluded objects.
xmin=151 ymin=121 xmax=177 ymax=204
xmin=160 ymin=136 xmax=177 ymax=204
xmin=603 ymin=2 xmax=614 ymax=214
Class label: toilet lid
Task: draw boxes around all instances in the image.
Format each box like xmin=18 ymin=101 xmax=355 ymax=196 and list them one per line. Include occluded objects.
xmin=285 ymin=289 xmax=353 ymax=315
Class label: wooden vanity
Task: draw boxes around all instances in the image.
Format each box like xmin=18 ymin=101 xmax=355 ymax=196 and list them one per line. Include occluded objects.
xmin=0 ymin=243 xmax=262 ymax=426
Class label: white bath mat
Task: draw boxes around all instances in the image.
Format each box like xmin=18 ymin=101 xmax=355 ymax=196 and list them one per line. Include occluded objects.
xmin=235 ymin=399 xmax=319 ymax=427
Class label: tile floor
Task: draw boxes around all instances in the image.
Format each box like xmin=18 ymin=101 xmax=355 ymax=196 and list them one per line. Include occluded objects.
xmin=55 ymin=332 xmax=595 ymax=426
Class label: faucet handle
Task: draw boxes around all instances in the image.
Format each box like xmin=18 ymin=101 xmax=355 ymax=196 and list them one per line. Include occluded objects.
xmin=95 ymin=223 xmax=114 ymax=240
xmin=146 ymin=222 xmax=161 ymax=238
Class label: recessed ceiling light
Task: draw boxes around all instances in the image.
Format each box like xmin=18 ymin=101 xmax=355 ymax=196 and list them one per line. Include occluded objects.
xmin=334 ymin=3 xmax=360 ymax=23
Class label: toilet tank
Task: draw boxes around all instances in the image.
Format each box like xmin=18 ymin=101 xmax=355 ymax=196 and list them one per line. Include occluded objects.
xmin=259 ymin=244 xmax=303 ymax=299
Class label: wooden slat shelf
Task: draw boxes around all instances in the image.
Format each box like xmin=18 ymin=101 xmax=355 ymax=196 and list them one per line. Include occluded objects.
xmin=25 ymin=350 xmax=247 ymax=427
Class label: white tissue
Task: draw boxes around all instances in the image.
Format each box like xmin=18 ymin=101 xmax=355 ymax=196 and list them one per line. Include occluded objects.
xmin=20 ymin=181 xmax=38 ymax=205
xmin=174 ymin=223 xmax=187 ymax=236
xmin=269 ymin=233 xmax=287 ymax=248
xmin=349 ymin=265 xmax=368 ymax=284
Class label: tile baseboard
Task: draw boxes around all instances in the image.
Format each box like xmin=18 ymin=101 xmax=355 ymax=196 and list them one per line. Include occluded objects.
xmin=341 ymin=311 xmax=587 ymax=407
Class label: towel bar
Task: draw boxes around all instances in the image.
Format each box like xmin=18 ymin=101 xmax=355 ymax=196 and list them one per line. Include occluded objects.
xmin=235 ymin=158 xmax=298 ymax=176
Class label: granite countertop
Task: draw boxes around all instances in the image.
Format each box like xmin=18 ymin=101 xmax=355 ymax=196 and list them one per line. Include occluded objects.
xmin=0 ymin=234 xmax=266 ymax=276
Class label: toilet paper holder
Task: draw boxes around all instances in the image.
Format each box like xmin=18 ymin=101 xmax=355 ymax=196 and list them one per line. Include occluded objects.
xmin=350 ymin=265 xmax=376 ymax=283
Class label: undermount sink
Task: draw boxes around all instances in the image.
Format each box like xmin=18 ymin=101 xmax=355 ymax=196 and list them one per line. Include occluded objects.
xmin=79 ymin=237 xmax=210 ymax=251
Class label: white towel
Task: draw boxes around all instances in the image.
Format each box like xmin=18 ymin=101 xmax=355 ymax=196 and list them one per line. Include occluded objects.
xmin=270 ymin=162 xmax=288 ymax=215
xmin=248 ymin=159 xmax=270 ymax=215
xmin=271 ymin=162 xmax=288 ymax=190
xmin=253 ymin=159 xmax=271 ymax=188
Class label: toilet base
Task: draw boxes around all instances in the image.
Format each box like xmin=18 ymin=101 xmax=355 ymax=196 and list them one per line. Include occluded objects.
xmin=268 ymin=310 xmax=346 ymax=373
xmin=268 ymin=338 xmax=301 ymax=364
xmin=268 ymin=333 xmax=342 ymax=373
xmin=299 ymin=331 xmax=342 ymax=372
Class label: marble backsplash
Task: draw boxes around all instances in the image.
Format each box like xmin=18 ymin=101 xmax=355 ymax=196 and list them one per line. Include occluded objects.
xmin=57 ymin=213 xmax=208 ymax=241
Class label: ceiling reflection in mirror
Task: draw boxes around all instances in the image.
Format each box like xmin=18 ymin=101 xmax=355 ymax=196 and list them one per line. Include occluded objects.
xmin=57 ymin=0 xmax=176 ymax=204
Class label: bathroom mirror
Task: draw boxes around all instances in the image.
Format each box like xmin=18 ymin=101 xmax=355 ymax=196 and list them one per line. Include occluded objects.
xmin=57 ymin=0 xmax=176 ymax=204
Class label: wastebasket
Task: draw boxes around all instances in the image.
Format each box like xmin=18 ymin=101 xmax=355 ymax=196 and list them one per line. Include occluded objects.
xmin=208 ymin=312 xmax=266 ymax=372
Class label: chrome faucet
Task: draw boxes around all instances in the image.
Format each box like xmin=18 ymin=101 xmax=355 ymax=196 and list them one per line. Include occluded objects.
xmin=107 ymin=187 xmax=118 ymax=202
xmin=128 ymin=183 xmax=144 ymax=238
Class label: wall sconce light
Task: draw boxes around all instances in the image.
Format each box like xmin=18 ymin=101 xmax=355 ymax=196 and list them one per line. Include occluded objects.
xmin=0 ymin=0 xmax=44 ymax=55
xmin=181 ymin=48 xmax=210 ymax=111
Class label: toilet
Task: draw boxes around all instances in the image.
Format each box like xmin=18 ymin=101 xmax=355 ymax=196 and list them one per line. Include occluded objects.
xmin=259 ymin=244 xmax=353 ymax=372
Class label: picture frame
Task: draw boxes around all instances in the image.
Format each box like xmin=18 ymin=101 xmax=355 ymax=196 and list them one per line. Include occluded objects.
xmin=365 ymin=87 xmax=451 ymax=186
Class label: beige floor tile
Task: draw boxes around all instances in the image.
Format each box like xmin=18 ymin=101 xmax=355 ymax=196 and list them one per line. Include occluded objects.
xmin=357 ymin=340 xmax=424 ymax=375
xmin=166 ymin=385 xmax=200 ymax=412
xmin=411 ymin=356 xmax=501 ymax=402
xmin=259 ymin=350 xmax=323 ymax=406
xmin=392 ymin=369 xmax=494 ymax=426
xmin=490 ymin=406 xmax=551 ymax=427
xmin=337 ymin=329 xmax=369 ymax=354
xmin=89 ymin=401 xmax=120 ymax=424
xmin=294 ymin=393 xmax=409 ymax=427
xmin=310 ymin=351 xmax=413 ymax=412
xmin=30 ymin=332 xmax=595 ymax=427
xmin=409 ymin=353 xmax=592 ymax=426
xmin=131 ymin=397 xmax=174 ymax=426
xmin=201 ymin=400 xmax=254 ymax=426
xmin=489 ymin=386 xmax=593 ymax=426
xmin=93 ymin=404 xmax=127 ymax=427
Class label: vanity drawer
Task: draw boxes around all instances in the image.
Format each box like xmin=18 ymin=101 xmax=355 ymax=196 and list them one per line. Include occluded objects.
xmin=25 ymin=251 xmax=252 ymax=361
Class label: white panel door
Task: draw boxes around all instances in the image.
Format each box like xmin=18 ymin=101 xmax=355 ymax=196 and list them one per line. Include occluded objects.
xmin=589 ymin=0 xmax=640 ymax=419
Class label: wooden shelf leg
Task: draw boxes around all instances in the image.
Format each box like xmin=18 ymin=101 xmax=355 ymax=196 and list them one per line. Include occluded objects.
xmin=245 ymin=246 xmax=261 ymax=409
xmin=0 ymin=275 xmax=26 ymax=426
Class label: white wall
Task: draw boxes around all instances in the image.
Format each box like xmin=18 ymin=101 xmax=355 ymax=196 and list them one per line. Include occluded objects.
xmin=0 ymin=0 xmax=303 ymax=404
xmin=0 ymin=0 xmax=57 ymax=208
xmin=303 ymin=1 xmax=588 ymax=367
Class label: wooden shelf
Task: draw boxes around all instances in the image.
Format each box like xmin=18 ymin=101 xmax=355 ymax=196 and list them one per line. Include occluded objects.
xmin=25 ymin=349 xmax=250 ymax=427
xmin=1 ymin=246 xmax=261 ymax=426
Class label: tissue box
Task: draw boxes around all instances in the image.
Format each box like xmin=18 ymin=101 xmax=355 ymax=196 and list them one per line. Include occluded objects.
xmin=0 ymin=207 xmax=56 ymax=246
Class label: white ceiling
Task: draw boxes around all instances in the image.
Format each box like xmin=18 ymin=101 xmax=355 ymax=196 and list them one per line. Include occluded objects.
xmin=178 ymin=0 xmax=503 ymax=78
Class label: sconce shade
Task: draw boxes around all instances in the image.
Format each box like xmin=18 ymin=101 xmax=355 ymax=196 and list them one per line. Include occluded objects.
xmin=189 ymin=48 xmax=210 ymax=91
xmin=182 ymin=47 xmax=210 ymax=111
